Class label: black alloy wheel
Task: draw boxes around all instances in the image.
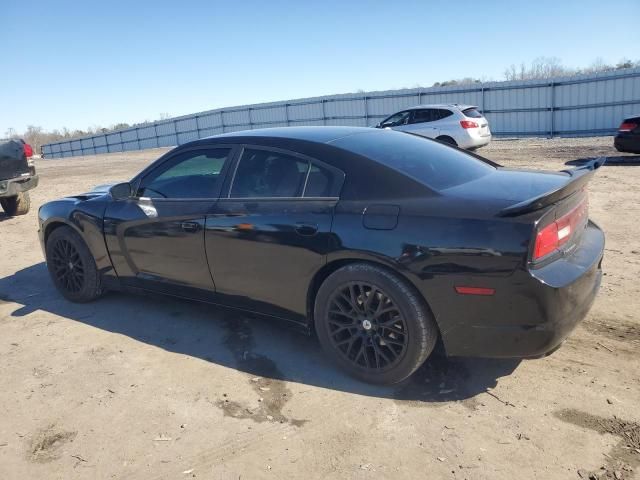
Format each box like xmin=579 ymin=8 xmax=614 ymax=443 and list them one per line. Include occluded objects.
xmin=45 ymin=226 xmax=102 ymax=303
xmin=327 ymin=282 xmax=408 ymax=371
xmin=49 ymin=237 xmax=85 ymax=293
xmin=315 ymin=263 xmax=438 ymax=384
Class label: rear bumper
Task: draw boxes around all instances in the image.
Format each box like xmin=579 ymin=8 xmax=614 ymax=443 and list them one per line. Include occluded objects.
xmin=437 ymin=221 xmax=604 ymax=358
xmin=457 ymin=130 xmax=492 ymax=150
xmin=0 ymin=174 xmax=38 ymax=197
xmin=614 ymin=133 xmax=640 ymax=153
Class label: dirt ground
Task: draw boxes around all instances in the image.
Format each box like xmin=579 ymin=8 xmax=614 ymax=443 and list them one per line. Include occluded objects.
xmin=1 ymin=136 xmax=639 ymax=480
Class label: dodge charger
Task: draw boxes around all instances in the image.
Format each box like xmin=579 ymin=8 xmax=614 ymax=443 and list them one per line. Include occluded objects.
xmin=38 ymin=127 xmax=605 ymax=384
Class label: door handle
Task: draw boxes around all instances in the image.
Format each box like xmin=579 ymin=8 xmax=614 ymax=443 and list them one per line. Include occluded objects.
xmin=294 ymin=222 xmax=318 ymax=236
xmin=181 ymin=221 xmax=200 ymax=233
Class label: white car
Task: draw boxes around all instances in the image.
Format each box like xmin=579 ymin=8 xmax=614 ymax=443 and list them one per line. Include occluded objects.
xmin=375 ymin=104 xmax=492 ymax=150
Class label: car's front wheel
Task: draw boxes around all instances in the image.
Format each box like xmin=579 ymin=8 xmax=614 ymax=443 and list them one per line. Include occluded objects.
xmin=45 ymin=226 xmax=103 ymax=303
xmin=315 ymin=263 xmax=438 ymax=384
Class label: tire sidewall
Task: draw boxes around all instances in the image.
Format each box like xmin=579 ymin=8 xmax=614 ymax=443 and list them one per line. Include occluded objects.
xmin=0 ymin=192 xmax=29 ymax=216
xmin=46 ymin=226 xmax=100 ymax=302
xmin=315 ymin=264 xmax=435 ymax=384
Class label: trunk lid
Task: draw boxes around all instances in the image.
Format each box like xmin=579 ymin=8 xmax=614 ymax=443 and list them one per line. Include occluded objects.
xmin=0 ymin=140 xmax=30 ymax=181
xmin=461 ymin=106 xmax=491 ymax=137
xmin=441 ymin=158 xmax=604 ymax=216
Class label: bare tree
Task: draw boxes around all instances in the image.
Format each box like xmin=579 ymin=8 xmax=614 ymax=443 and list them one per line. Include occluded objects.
xmin=505 ymin=57 xmax=639 ymax=81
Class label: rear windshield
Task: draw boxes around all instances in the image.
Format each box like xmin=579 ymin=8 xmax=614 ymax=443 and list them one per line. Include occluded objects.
xmin=462 ymin=107 xmax=483 ymax=118
xmin=332 ymin=130 xmax=494 ymax=190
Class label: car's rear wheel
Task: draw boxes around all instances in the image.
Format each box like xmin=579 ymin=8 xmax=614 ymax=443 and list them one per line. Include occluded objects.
xmin=45 ymin=226 xmax=102 ymax=303
xmin=314 ymin=263 xmax=438 ymax=384
xmin=436 ymin=135 xmax=457 ymax=147
xmin=0 ymin=192 xmax=30 ymax=216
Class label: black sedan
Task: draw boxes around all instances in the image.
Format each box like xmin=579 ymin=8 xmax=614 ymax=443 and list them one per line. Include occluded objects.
xmin=38 ymin=127 xmax=605 ymax=384
xmin=614 ymin=114 xmax=640 ymax=153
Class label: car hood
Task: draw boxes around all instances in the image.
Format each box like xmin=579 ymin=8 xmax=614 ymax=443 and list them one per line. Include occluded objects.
xmin=87 ymin=183 xmax=117 ymax=194
xmin=63 ymin=182 xmax=120 ymax=202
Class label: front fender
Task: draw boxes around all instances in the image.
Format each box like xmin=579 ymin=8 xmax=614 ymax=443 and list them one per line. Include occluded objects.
xmin=39 ymin=196 xmax=116 ymax=282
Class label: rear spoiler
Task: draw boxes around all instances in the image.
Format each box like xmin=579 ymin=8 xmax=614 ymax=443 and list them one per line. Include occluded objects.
xmin=498 ymin=157 xmax=606 ymax=217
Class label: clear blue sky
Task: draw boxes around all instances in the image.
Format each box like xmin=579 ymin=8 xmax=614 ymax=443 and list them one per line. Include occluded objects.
xmin=2 ymin=0 xmax=639 ymax=134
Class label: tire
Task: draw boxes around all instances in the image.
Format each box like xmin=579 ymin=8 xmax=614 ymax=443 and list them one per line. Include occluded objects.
xmin=0 ymin=192 xmax=30 ymax=216
xmin=436 ymin=136 xmax=457 ymax=147
xmin=45 ymin=226 xmax=102 ymax=303
xmin=314 ymin=263 xmax=438 ymax=384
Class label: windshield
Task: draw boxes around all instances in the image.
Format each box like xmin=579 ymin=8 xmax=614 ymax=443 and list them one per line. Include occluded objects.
xmin=332 ymin=130 xmax=495 ymax=190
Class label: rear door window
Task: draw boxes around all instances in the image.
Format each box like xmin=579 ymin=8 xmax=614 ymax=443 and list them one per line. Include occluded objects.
xmin=462 ymin=107 xmax=483 ymax=118
xmin=434 ymin=109 xmax=454 ymax=120
xmin=303 ymin=164 xmax=335 ymax=197
xmin=230 ymin=149 xmax=308 ymax=198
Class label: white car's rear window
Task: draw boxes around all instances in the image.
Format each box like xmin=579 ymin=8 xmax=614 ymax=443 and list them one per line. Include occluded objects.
xmin=462 ymin=108 xmax=483 ymax=118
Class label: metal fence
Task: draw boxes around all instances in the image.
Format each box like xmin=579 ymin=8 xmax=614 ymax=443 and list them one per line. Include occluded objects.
xmin=42 ymin=67 xmax=640 ymax=158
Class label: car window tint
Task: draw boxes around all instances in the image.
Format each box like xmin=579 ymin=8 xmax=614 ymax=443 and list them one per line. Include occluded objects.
xmin=332 ymin=130 xmax=494 ymax=191
xmin=412 ymin=109 xmax=433 ymax=123
xmin=435 ymin=109 xmax=453 ymax=120
xmin=381 ymin=111 xmax=410 ymax=127
xmin=140 ymin=148 xmax=230 ymax=198
xmin=304 ymin=164 xmax=334 ymax=197
xmin=231 ymin=149 xmax=309 ymax=198
xmin=462 ymin=108 xmax=483 ymax=118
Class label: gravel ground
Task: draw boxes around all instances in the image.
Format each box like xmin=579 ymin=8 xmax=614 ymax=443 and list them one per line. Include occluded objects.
xmin=0 ymin=136 xmax=639 ymax=480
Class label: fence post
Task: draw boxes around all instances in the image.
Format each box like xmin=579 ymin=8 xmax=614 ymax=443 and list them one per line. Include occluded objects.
xmin=220 ymin=111 xmax=226 ymax=133
xmin=321 ymin=99 xmax=327 ymax=125
xmin=285 ymin=104 xmax=290 ymax=126
xmin=248 ymin=108 xmax=253 ymax=130
xmin=363 ymin=96 xmax=368 ymax=126
xmin=135 ymin=127 xmax=140 ymax=150
xmin=153 ymin=124 xmax=159 ymax=148
xmin=195 ymin=115 xmax=201 ymax=139
xmin=550 ymin=82 xmax=556 ymax=138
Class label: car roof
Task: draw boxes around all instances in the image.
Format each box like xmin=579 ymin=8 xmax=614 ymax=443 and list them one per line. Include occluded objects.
xmin=170 ymin=127 xmax=434 ymax=200
xmin=208 ymin=126 xmax=371 ymax=144
xmin=405 ymin=104 xmax=477 ymax=111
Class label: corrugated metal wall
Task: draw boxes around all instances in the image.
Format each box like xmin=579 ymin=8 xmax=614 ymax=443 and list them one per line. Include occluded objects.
xmin=42 ymin=67 xmax=640 ymax=158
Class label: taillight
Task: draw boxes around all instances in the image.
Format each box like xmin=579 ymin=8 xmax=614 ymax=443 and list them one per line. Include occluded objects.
xmin=460 ymin=120 xmax=479 ymax=129
xmin=533 ymin=196 xmax=589 ymax=260
xmin=23 ymin=143 xmax=33 ymax=157
xmin=618 ymin=122 xmax=637 ymax=132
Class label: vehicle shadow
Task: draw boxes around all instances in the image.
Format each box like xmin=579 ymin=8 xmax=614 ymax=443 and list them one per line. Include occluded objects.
xmin=565 ymin=155 xmax=640 ymax=167
xmin=0 ymin=262 xmax=521 ymax=404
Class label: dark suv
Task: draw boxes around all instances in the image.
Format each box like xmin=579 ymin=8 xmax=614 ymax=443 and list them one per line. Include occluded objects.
xmin=0 ymin=139 xmax=38 ymax=216
xmin=614 ymin=115 xmax=640 ymax=154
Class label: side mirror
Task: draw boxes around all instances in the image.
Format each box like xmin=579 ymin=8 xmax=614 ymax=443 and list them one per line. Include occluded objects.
xmin=374 ymin=122 xmax=381 ymax=128
xmin=109 ymin=182 xmax=132 ymax=200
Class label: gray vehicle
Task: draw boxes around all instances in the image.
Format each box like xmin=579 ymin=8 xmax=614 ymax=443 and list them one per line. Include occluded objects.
xmin=0 ymin=139 xmax=38 ymax=216
xmin=375 ymin=104 xmax=492 ymax=150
